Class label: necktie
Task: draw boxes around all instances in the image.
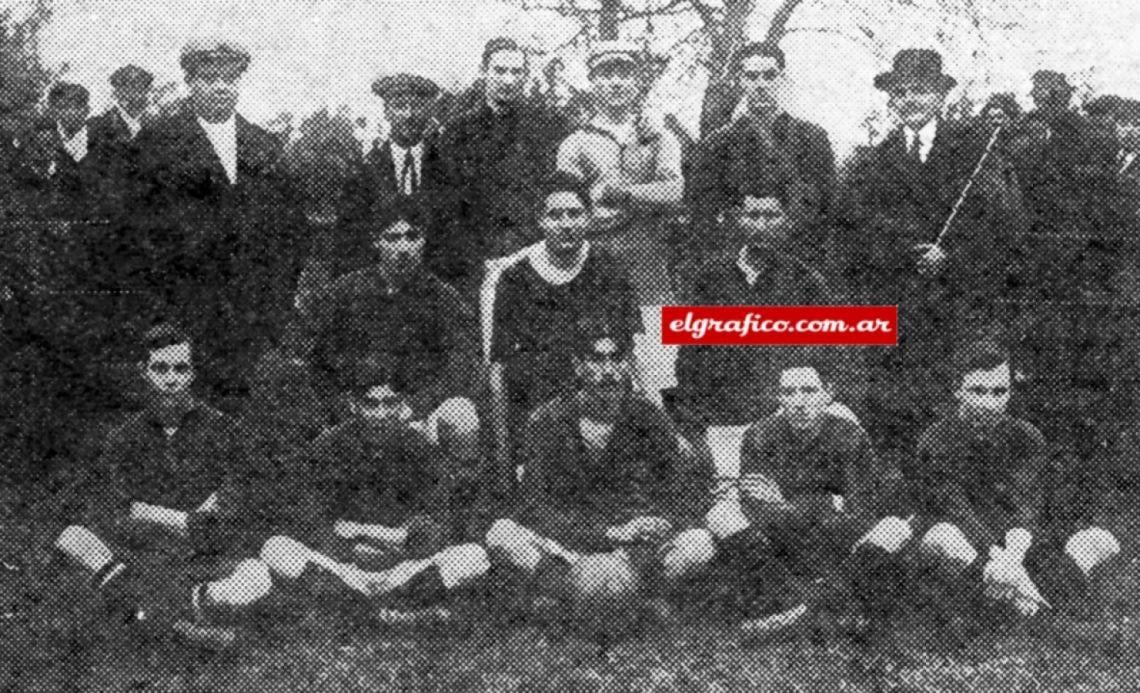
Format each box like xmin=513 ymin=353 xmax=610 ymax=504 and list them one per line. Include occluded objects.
xmin=401 ymin=148 xmax=417 ymax=195
xmin=908 ymin=131 xmax=923 ymax=164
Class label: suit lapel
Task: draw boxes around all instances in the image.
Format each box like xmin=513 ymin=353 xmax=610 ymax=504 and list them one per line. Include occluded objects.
xmin=182 ymin=113 xmax=231 ymax=186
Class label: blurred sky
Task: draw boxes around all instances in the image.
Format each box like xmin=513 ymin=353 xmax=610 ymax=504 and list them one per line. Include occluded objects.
xmin=14 ymin=0 xmax=1140 ymax=159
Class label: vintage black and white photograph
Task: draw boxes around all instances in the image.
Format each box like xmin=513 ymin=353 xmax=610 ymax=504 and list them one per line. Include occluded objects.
xmin=1 ymin=0 xmax=1139 ymax=690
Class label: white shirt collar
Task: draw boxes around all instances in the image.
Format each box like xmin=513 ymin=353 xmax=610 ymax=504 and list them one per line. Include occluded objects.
xmin=1121 ymin=150 xmax=1137 ymax=175
xmin=904 ymin=118 xmax=938 ymax=163
xmin=389 ymin=140 xmax=424 ymax=194
xmin=528 ymin=241 xmax=590 ymax=285
xmin=58 ymin=123 xmax=88 ymax=163
xmin=115 ymin=103 xmax=142 ymax=138
xmin=579 ymin=417 xmax=615 ymax=451
xmin=737 ymin=245 xmax=764 ymax=287
xmin=197 ymin=115 xmax=238 ymax=184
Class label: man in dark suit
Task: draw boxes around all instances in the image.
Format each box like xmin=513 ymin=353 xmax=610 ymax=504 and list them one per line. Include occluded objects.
xmin=335 ymin=73 xmax=445 ymax=279
xmin=1011 ymin=71 xmax=1124 ymax=460
xmin=687 ymin=42 xmax=836 ymax=267
xmin=845 ymin=49 xmax=1026 ymax=457
xmin=436 ymin=37 xmax=568 ymax=296
xmin=130 ymin=38 xmax=307 ymax=405
xmin=87 ymin=65 xmax=152 ymax=193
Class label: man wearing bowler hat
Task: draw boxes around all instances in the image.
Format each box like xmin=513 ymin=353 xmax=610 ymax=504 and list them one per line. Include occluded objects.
xmin=130 ymin=37 xmax=307 ymax=406
xmin=845 ymin=48 xmax=1026 ymax=459
xmin=335 ymin=73 xmax=446 ymax=280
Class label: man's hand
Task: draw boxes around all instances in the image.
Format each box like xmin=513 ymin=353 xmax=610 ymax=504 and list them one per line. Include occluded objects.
xmin=595 ymin=179 xmax=632 ymax=208
xmin=738 ymin=474 xmax=786 ymax=506
xmin=914 ymin=243 xmax=947 ymax=276
xmin=982 ymin=530 xmax=1048 ymax=618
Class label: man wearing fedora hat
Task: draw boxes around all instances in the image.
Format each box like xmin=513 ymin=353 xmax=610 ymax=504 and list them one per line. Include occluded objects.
xmin=335 ymin=73 xmax=446 ymax=280
xmin=845 ymin=48 xmax=1026 ymax=459
xmin=129 ymin=37 xmax=307 ymax=406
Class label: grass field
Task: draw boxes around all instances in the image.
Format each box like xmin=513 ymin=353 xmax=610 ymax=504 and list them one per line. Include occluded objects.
xmin=3 ymin=509 xmax=1140 ymax=693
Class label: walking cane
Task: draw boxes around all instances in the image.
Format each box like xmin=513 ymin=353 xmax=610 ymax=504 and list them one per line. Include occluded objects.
xmin=931 ymin=125 xmax=1004 ymax=249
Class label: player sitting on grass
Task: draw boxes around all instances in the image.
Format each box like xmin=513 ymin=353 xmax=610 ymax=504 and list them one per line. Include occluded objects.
xmin=485 ymin=317 xmax=716 ymax=634
xmin=257 ymin=357 xmax=489 ymax=626
xmin=703 ymin=351 xmax=906 ymax=640
xmin=896 ymin=339 xmax=1120 ymax=629
xmin=53 ymin=324 xmax=273 ymax=650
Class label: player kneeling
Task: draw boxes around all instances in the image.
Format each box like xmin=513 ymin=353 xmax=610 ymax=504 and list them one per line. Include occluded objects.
xmin=257 ymin=357 xmax=488 ymax=627
xmin=53 ymin=325 xmax=273 ymax=650
xmin=702 ymin=351 xmax=910 ymax=641
xmin=485 ymin=318 xmax=716 ymax=636
xmin=896 ymin=340 xmax=1120 ymax=633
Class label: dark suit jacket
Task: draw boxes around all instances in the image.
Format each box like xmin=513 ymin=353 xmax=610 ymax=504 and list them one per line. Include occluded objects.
xmin=334 ymin=137 xmax=445 ymax=278
xmin=689 ymin=112 xmax=837 ymax=229
xmin=436 ymin=102 xmax=568 ymax=293
xmin=843 ymin=119 xmax=1025 ymax=310
xmin=129 ymin=109 xmax=308 ymax=397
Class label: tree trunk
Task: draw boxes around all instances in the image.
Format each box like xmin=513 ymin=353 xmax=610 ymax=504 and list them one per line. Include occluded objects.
xmin=599 ymin=0 xmax=621 ymax=40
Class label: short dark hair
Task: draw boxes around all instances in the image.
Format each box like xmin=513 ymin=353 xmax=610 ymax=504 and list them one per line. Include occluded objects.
xmin=734 ymin=173 xmax=791 ymax=209
xmin=47 ymin=82 xmax=90 ymax=108
xmin=733 ymin=42 xmax=786 ymax=73
xmin=982 ymin=92 xmax=1021 ymax=119
xmin=482 ymin=37 xmax=525 ymax=69
xmin=775 ymin=347 xmax=833 ymax=385
xmin=140 ymin=322 xmax=192 ymax=360
xmin=950 ymin=339 xmax=1009 ymax=383
xmin=573 ymin=314 xmax=632 ymax=358
xmin=340 ymin=355 xmax=408 ymax=399
xmin=368 ymin=196 xmax=427 ymax=237
xmin=537 ymin=171 xmax=592 ymax=213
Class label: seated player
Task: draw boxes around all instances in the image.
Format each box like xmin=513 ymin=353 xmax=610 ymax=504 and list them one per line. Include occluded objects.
xmin=489 ymin=172 xmax=640 ymax=487
xmin=898 ymin=340 xmax=1120 ymax=626
xmin=305 ymin=198 xmax=481 ymax=468
xmin=703 ymin=352 xmax=902 ymax=638
xmin=485 ymin=318 xmax=715 ymax=630
xmin=52 ymin=324 xmax=272 ymax=649
xmin=671 ymin=181 xmax=860 ymax=428
xmin=257 ymin=357 xmax=489 ymax=623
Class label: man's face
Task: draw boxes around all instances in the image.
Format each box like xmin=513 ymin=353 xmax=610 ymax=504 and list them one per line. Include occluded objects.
xmin=1031 ymin=84 xmax=1071 ymax=116
xmin=738 ymin=55 xmax=782 ymax=116
xmin=384 ymin=94 xmax=432 ymax=144
xmin=955 ymin=362 xmax=1011 ymax=424
xmin=143 ymin=342 xmax=194 ymax=398
xmin=352 ymin=384 xmax=408 ymax=424
xmin=735 ymin=195 xmax=790 ymax=247
xmin=371 ymin=218 xmax=425 ymax=279
xmin=483 ymin=49 xmax=527 ymax=108
xmin=575 ymin=337 xmax=631 ymax=414
xmin=540 ymin=191 xmax=589 ymax=257
xmin=887 ymin=81 xmax=947 ymax=130
xmin=187 ymin=64 xmax=243 ymax=122
xmin=114 ymin=86 xmax=150 ymax=118
xmin=53 ymin=102 xmax=90 ymax=135
xmin=590 ymin=60 xmax=640 ymax=111
xmin=778 ymin=367 xmax=831 ymax=431
xmin=1116 ymin=121 xmax=1140 ymax=151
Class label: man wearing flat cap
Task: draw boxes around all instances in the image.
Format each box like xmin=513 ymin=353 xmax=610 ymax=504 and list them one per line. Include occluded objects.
xmin=844 ymin=48 xmax=1027 ymax=459
xmin=129 ymin=37 xmax=306 ymax=406
xmin=334 ymin=73 xmax=446 ymax=279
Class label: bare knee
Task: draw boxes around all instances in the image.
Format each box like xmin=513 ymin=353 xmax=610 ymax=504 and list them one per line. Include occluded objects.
xmin=207 ymin=558 xmax=273 ymax=606
xmin=435 ymin=397 xmax=480 ymax=437
xmin=433 ymin=543 xmax=491 ymax=589
xmin=259 ymin=536 xmax=311 ymax=580
xmin=705 ymin=500 xmax=750 ymax=541
xmin=857 ymin=516 xmax=913 ymax=554
xmin=1065 ymin=527 xmax=1120 ymax=575
xmin=921 ymin=523 xmax=978 ymax=566
xmin=661 ymin=528 xmax=717 ymax=580
xmin=485 ymin=519 xmax=542 ymax=572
